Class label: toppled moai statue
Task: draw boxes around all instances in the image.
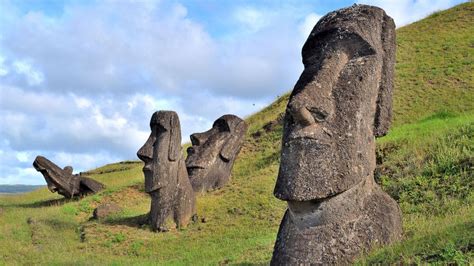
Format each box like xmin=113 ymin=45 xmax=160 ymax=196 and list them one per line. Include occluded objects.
xmin=271 ymin=5 xmax=402 ymax=265
xmin=33 ymin=156 xmax=105 ymax=198
xmin=137 ymin=111 xmax=196 ymax=232
xmin=186 ymin=115 xmax=247 ymax=193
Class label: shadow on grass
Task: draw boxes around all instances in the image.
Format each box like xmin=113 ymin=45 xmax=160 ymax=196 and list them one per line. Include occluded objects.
xmin=101 ymin=213 xmax=149 ymax=229
xmin=41 ymin=217 xmax=79 ymax=230
xmin=6 ymin=197 xmax=79 ymax=208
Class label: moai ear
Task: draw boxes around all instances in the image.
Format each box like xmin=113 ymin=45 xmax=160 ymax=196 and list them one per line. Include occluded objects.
xmin=168 ymin=113 xmax=182 ymax=161
xmin=374 ymin=13 xmax=396 ymax=137
xmin=219 ymin=121 xmax=247 ymax=162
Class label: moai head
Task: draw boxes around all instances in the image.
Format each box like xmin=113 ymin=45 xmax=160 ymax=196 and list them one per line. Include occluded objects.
xmin=186 ymin=115 xmax=247 ymax=192
xmin=137 ymin=111 xmax=182 ymax=193
xmin=33 ymin=156 xmax=80 ymax=198
xmin=274 ymin=4 xmax=396 ymax=201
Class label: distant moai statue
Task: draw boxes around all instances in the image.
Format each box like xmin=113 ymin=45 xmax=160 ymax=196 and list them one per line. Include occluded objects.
xmin=271 ymin=5 xmax=402 ymax=264
xmin=33 ymin=156 xmax=104 ymax=198
xmin=137 ymin=111 xmax=196 ymax=232
xmin=186 ymin=114 xmax=247 ymax=193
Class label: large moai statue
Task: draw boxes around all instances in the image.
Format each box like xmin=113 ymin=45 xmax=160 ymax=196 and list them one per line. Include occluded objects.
xmin=271 ymin=5 xmax=402 ymax=264
xmin=33 ymin=156 xmax=105 ymax=198
xmin=137 ymin=111 xmax=196 ymax=232
xmin=186 ymin=115 xmax=247 ymax=193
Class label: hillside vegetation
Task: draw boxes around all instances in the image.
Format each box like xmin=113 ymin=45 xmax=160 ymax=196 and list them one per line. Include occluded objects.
xmin=392 ymin=2 xmax=473 ymax=125
xmin=1 ymin=2 xmax=473 ymax=265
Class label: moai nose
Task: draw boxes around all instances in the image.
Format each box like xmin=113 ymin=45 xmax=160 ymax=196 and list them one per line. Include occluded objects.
xmin=190 ymin=133 xmax=206 ymax=146
xmin=137 ymin=136 xmax=154 ymax=163
xmin=292 ymin=107 xmax=315 ymax=127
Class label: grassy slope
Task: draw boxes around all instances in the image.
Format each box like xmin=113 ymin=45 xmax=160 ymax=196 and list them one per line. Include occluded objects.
xmin=358 ymin=113 xmax=473 ymax=264
xmin=1 ymin=2 xmax=473 ymax=265
xmin=393 ymin=2 xmax=473 ymax=125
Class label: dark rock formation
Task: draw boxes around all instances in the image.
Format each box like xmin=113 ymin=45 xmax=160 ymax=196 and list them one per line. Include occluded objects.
xmin=271 ymin=5 xmax=402 ymax=265
xmin=93 ymin=203 xmax=122 ymax=219
xmin=33 ymin=156 xmax=105 ymax=198
xmin=137 ymin=111 xmax=196 ymax=232
xmin=186 ymin=114 xmax=247 ymax=193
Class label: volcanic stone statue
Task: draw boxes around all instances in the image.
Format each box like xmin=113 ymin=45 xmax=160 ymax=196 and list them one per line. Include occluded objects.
xmin=271 ymin=5 xmax=402 ymax=264
xmin=137 ymin=111 xmax=196 ymax=232
xmin=33 ymin=156 xmax=105 ymax=198
xmin=186 ymin=115 xmax=248 ymax=193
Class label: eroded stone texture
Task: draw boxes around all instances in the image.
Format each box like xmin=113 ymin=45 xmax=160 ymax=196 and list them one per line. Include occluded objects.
xmin=33 ymin=156 xmax=105 ymax=198
xmin=271 ymin=5 xmax=402 ymax=264
xmin=137 ymin=111 xmax=196 ymax=232
xmin=186 ymin=114 xmax=247 ymax=193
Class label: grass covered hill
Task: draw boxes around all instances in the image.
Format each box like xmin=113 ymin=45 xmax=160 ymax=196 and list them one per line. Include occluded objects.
xmin=392 ymin=2 xmax=473 ymax=125
xmin=1 ymin=2 xmax=473 ymax=265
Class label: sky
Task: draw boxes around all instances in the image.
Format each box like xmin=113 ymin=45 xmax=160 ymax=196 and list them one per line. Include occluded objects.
xmin=0 ymin=0 xmax=466 ymax=185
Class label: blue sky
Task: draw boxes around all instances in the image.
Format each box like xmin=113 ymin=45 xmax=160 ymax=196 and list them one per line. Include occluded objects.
xmin=0 ymin=0 xmax=466 ymax=185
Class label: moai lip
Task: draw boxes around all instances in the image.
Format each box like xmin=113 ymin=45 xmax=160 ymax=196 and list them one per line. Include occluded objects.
xmin=33 ymin=156 xmax=104 ymax=198
xmin=271 ymin=4 xmax=402 ymax=264
xmin=137 ymin=111 xmax=196 ymax=232
xmin=185 ymin=114 xmax=247 ymax=193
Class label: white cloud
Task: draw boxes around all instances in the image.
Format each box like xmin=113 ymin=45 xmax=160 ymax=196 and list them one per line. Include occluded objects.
xmin=233 ymin=7 xmax=273 ymax=33
xmin=74 ymin=96 xmax=92 ymax=109
xmin=15 ymin=151 xmax=31 ymax=163
xmin=13 ymin=60 xmax=44 ymax=86
xmin=0 ymin=56 xmax=9 ymax=76
xmin=8 ymin=168 xmax=41 ymax=185
xmin=0 ymin=84 xmax=153 ymax=155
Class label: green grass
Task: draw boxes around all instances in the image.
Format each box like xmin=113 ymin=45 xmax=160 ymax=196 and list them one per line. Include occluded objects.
xmin=357 ymin=112 xmax=474 ymax=264
xmin=376 ymin=112 xmax=473 ymax=216
xmin=357 ymin=205 xmax=473 ymax=265
xmin=392 ymin=2 xmax=474 ymax=125
xmin=1 ymin=2 xmax=473 ymax=265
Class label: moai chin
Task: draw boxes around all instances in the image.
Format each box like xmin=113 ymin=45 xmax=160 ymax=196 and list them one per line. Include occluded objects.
xmin=137 ymin=111 xmax=196 ymax=232
xmin=185 ymin=114 xmax=247 ymax=193
xmin=33 ymin=156 xmax=105 ymax=198
xmin=271 ymin=5 xmax=402 ymax=264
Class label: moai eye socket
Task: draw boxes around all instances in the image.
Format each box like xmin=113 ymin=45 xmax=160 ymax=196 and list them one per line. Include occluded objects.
xmin=213 ymin=119 xmax=231 ymax=132
xmin=155 ymin=123 xmax=167 ymax=133
xmin=309 ymin=108 xmax=328 ymax=122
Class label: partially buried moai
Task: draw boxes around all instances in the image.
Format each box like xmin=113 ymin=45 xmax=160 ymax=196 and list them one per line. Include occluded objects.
xmin=271 ymin=5 xmax=402 ymax=264
xmin=137 ymin=111 xmax=196 ymax=232
xmin=186 ymin=115 xmax=247 ymax=193
xmin=33 ymin=156 xmax=105 ymax=198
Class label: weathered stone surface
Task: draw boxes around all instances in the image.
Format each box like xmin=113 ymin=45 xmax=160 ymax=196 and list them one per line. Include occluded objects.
xmin=186 ymin=114 xmax=247 ymax=193
xmin=271 ymin=4 xmax=402 ymax=264
xmin=93 ymin=203 xmax=122 ymax=219
xmin=33 ymin=156 xmax=105 ymax=198
xmin=137 ymin=111 xmax=196 ymax=232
